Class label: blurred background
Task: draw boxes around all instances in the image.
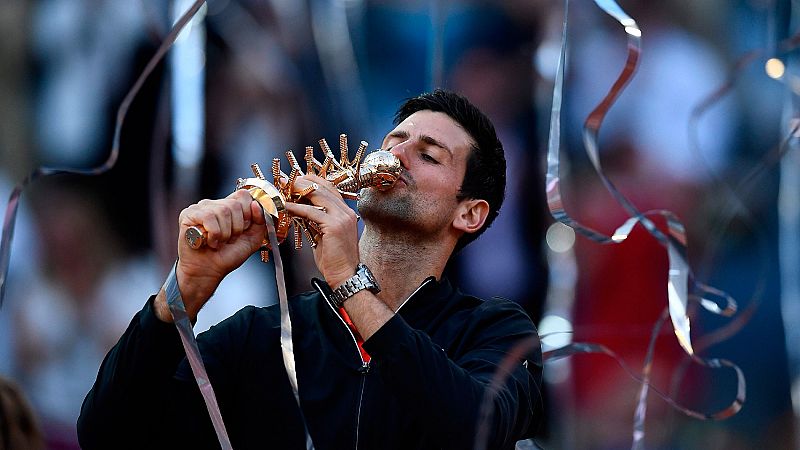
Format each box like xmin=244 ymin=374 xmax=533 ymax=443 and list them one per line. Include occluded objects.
xmin=0 ymin=0 xmax=798 ymax=448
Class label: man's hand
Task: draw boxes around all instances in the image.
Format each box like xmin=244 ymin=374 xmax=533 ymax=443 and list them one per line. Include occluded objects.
xmin=154 ymin=189 xmax=268 ymax=323
xmin=284 ymin=175 xmax=361 ymax=288
xmin=286 ymin=175 xmax=395 ymax=340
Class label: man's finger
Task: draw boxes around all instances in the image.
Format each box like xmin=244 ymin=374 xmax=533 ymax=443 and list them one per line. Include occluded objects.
xmin=250 ymin=201 xmax=267 ymax=224
xmin=285 ymin=202 xmax=328 ymax=223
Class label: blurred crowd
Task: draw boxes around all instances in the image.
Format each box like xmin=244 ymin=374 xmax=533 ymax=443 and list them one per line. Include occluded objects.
xmin=0 ymin=0 xmax=797 ymax=449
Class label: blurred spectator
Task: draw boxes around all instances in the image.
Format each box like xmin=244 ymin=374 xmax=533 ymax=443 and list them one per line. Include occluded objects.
xmin=0 ymin=375 xmax=45 ymax=450
xmin=10 ymin=177 xmax=152 ymax=448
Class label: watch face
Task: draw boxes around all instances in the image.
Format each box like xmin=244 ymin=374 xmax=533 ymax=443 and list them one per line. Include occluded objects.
xmin=358 ymin=263 xmax=380 ymax=291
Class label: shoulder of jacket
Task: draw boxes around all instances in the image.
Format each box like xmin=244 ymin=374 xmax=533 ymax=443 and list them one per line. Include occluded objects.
xmin=467 ymin=296 xmax=536 ymax=330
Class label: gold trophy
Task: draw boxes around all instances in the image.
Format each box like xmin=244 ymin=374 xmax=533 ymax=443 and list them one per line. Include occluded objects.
xmin=185 ymin=134 xmax=402 ymax=261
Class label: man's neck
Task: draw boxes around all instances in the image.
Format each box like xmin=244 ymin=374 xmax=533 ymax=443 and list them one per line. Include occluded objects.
xmin=358 ymin=226 xmax=454 ymax=311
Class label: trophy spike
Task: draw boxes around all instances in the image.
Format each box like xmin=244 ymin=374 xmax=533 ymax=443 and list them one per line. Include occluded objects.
xmin=286 ymin=150 xmax=302 ymax=174
xmin=251 ymin=163 xmax=266 ymax=180
xmin=272 ymin=158 xmax=282 ymax=186
xmin=305 ymin=146 xmax=318 ymax=176
xmin=339 ymin=134 xmax=349 ymax=166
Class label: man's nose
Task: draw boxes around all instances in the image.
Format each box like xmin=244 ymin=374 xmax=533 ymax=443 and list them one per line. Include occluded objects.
xmin=389 ymin=142 xmax=409 ymax=169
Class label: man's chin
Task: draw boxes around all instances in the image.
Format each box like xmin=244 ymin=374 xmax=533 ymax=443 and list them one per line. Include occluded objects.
xmin=357 ymin=191 xmax=413 ymax=224
xmin=357 ymin=187 xmax=392 ymax=208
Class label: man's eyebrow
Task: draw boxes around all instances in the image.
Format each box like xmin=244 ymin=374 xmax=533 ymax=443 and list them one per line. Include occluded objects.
xmin=387 ymin=130 xmax=452 ymax=156
xmin=419 ymin=134 xmax=452 ymax=156
xmin=387 ymin=130 xmax=410 ymax=140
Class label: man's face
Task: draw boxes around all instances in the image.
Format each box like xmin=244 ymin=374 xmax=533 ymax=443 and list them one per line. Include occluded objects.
xmin=358 ymin=110 xmax=474 ymax=236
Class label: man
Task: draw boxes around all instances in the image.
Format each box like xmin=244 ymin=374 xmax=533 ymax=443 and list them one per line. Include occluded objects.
xmin=78 ymin=89 xmax=543 ymax=449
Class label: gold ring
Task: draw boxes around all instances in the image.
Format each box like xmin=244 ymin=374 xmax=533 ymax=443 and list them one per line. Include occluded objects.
xmin=312 ymin=205 xmax=327 ymax=214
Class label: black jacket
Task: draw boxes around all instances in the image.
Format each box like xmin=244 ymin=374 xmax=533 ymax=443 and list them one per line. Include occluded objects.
xmin=78 ymin=276 xmax=543 ymax=449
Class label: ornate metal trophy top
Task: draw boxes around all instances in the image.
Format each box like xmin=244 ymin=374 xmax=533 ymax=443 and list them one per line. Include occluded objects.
xmin=186 ymin=134 xmax=402 ymax=261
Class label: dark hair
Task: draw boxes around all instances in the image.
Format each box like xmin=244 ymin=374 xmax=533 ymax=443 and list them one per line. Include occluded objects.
xmin=394 ymin=89 xmax=506 ymax=252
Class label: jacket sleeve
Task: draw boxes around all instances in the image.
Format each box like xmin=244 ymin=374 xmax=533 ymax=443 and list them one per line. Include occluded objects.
xmin=77 ymin=295 xmax=253 ymax=449
xmin=362 ymin=299 xmax=543 ymax=449
xmin=77 ymin=296 xmax=187 ymax=448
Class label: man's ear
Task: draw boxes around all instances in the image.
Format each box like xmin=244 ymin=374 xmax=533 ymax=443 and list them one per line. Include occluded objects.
xmin=453 ymin=199 xmax=489 ymax=235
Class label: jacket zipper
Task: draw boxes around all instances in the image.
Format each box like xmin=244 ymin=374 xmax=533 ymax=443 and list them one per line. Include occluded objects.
xmin=354 ymin=363 xmax=368 ymax=449
xmin=314 ymin=278 xmax=433 ymax=449
xmin=315 ymin=283 xmax=367 ymax=449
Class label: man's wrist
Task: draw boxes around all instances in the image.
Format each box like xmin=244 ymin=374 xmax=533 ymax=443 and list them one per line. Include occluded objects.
xmin=154 ymin=288 xmax=175 ymax=323
xmin=325 ymin=261 xmax=362 ymax=290
xmin=160 ymin=260 xmax=205 ymax=324
xmin=174 ymin=264 xmax=217 ymax=307
xmin=327 ymin=272 xmax=357 ymax=291
xmin=327 ymin=263 xmax=381 ymax=308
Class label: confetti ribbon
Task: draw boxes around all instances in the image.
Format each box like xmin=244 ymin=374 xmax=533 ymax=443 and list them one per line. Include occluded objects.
xmin=164 ymin=260 xmax=232 ymax=449
xmin=544 ymin=0 xmax=747 ymax=444
xmin=266 ymin=218 xmax=316 ymax=450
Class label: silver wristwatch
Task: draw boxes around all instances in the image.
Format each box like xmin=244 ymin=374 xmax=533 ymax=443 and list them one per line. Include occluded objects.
xmin=329 ymin=263 xmax=381 ymax=308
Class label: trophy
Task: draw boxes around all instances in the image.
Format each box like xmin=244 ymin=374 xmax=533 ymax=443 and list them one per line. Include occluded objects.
xmin=185 ymin=134 xmax=402 ymax=261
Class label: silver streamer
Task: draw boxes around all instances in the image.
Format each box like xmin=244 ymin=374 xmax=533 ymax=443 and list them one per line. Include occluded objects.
xmin=266 ymin=216 xmax=316 ymax=450
xmin=544 ymin=0 xmax=747 ymax=446
xmin=164 ymin=260 xmax=233 ymax=449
